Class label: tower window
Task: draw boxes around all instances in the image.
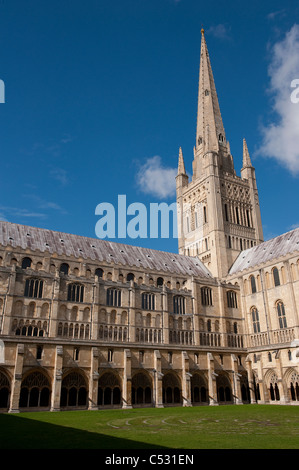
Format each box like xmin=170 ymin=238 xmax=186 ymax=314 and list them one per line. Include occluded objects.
xmin=272 ymin=267 xmax=280 ymax=287
xmin=22 ymin=257 xmax=32 ymax=269
xmin=60 ymin=263 xmax=69 ymax=275
xmin=227 ymin=290 xmax=237 ymax=308
xmin=204 ymin=89 xmax=209 ymax=96
xmin=276 ymin=301 xmax=287 ymax=329
xmin=24 ymin=278 xmax=43 ymax=299
xmin=106 ymin=288 xmax=121 ymax=307
xmin=142 ymin=293 xmax=155 ymax=310
xmin=201 ymin=287 xmax=212 ymax=306
xmin=67 ymin=283 xmax=84 ymax=303
xmin=203 ymin=206 xmax=207 ymax=224
xmin=246 ymin=210 xmax=251 ymax=227
xmin=251 ymin=307 xmax=260 ymax=333
xmin=250 ymin=276 xmax=257 ymax=294
xmin=235 ymin=207 xmax=240 ymax=225
xmin=173 ymin=295 xmax=186 ymax=314
xmin=224 ymin=204 xmax=229 ymax=222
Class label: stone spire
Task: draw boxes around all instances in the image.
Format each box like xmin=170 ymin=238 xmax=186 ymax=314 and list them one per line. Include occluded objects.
xmin=178 ymin=147 xmax=187 ymax=175
xmin=242 ymin=138 xmax=253 ymax=169
xmin=196 ymin=28 xmax=226 ymax=154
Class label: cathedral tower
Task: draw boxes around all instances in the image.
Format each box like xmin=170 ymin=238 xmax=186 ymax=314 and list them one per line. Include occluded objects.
xmin=176 ymin=29 xmax=264 ymax=278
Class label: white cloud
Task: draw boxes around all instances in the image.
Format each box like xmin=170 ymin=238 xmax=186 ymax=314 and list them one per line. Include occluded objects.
xmin=206 ymin=24 xmax=231 ymax=40
xmin=256 ymin=24 xmax=299 ymax=175
xmin=136 ymin=156 xmax=177 ymax=199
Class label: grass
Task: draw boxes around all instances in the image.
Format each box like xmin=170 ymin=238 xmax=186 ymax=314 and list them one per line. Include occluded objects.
xmin=0 ymin=405 xmax=298 ymax=449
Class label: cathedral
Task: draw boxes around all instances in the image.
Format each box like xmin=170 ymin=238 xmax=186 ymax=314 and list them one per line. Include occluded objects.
xmin=0 ymin=29 xmax=298 ymax=412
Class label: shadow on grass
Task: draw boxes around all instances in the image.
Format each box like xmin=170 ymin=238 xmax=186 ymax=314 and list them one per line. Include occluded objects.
xmin=0 ymin=413 xmax=167 ymax=449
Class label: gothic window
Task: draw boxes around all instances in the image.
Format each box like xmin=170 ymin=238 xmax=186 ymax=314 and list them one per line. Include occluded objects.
xmin=142 ymin=293 xmax=155 ymax=310
xmin=67 ymin=283 xmax=84 ymax=303
xmin=24 ymin=278 xmax=43 ymax=299
xmin=106 ymin=288 xmax=121 ymax=307
xmin=198 ymin=136 xmax=203 ymax=145
xmin=22 ymin=257 xmax=32 ymax=269
xmin=173 ymin=295 xmax=186 ymax=314
xmin=97 ymin=372 xmax=121 ymax=406
xmin=19 ymin=371 xmax=51 ymax=409
xmin=276 ymin=301 xmax=287 ymax=328
xmin=59 ymin=263 xmax=69 ymax=275
xmin=162 ymin=373 xmax=181 ymax=405
xmin=157 ymin=277 xmax=164 ymax=287
xmin=251 ymin=307 xmax=260 ymax=333
xmin=201 ymin=287 xmax=212 ymax=306
xmin=204 ymin=89 xmax=209 ymax=96
xmin=127 ymin=273 xmax=135 ymax=282
xmin=131 ymin=372 xmax=152 ymax=405
xmin=203 ymin=206 xmax=207 ymax=223
xmin=60 ymin=371 xmax=88 ymax=408
xmin=227 ymin=290 xmax=237 ymax=308
xmin=250 ymin=275 xmax=257 ymax=294
xmin=272 ymin=267 xmax=280 ymax=287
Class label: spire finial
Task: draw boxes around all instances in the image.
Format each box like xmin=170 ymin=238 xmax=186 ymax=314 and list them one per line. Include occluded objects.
xmin=242 ymin=138 xmax=253 ymax=169
xmin=201 ymin=26 xmax=204 ymax=35
xmin=178 ymin=147 xmax=187 ymax=175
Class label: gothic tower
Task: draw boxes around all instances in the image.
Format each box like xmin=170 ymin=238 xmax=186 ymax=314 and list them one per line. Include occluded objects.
xmin=176 ymin=29 xmax=264 ymax=278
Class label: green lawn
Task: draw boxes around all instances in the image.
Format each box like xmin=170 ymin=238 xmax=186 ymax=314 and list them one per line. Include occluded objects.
xmin=0 ymin=405 xmax=298 ymax=449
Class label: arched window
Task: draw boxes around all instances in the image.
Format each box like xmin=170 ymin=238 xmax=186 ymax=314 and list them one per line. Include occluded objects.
xmin=60 ymin=263 xmax=69 ymax=275
xmin=95 ymin=268 xmax=103 ymax=279
xmin=126 ymin=273 xmax=135 ymax=282
xmin=142 ymin=293 xmax=155 ymax=310
xmin=276 ymin=301 xmax=287 ymax=328
xmin=201 ymin=287 xmax=212 ymax=306
xmin=21 ymin=257 xmax=32 ymax=269
xmin=106 ymin=288 xmax=121 ymax=307
xmin=272 ymin=267 xmax=280 ymax=287
xmin=24 ymin=278 xmax=43 ymax=298
xmin=250 ymin=275 xmax=256 ymax=294
xmin=227 ymin=290 xmax=237 ymax=308
xmin=157 ymin=277 xmax=164 ymax=287
xmin=251 ymin=307 xmax=260 ymax=333
xmin=67 ymin=283 xmax=84 ymax=303
xmin=173 ymin=295 xmax=186 ymax=314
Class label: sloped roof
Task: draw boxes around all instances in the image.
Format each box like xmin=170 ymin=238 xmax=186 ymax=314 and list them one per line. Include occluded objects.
xmin=0 ymin=221 xmax=212 ymax=278
xmin=229 ymin=227 xmax=299 ymax=275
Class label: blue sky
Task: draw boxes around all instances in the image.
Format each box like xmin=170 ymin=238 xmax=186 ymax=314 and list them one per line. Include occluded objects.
xmin=0 ymin=0 xmax=299 ymax=254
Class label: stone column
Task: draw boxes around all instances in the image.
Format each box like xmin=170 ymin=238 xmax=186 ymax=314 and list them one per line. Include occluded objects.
xmin=88 ymin=347 xmax=99 ymax=410
xmin=256 ymin=353 xmax=267 ymax=403
xmin=9 ymin=343 xmax=24 ymax=413
xmin=181 ymin=351 xmax=192 ymax=406
xmin=161 ymin=286 xmax=168 ymax=344
xmin=154 ymin=350 xmax=164 ymax=407
xmin=122 ymin=349 xmax=132 ymax=409
xmin=207 ymin=352 xmax=218 ymax=405
xmin=275 ymin=350 xmax=289 ymax=404
xmin=50 ymin=345 xmax=63 ymax=411
xmin=245 ymin=355 xmax=257 ymax=404
xmin=231 ymin=354 xmax=243 ymax=404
